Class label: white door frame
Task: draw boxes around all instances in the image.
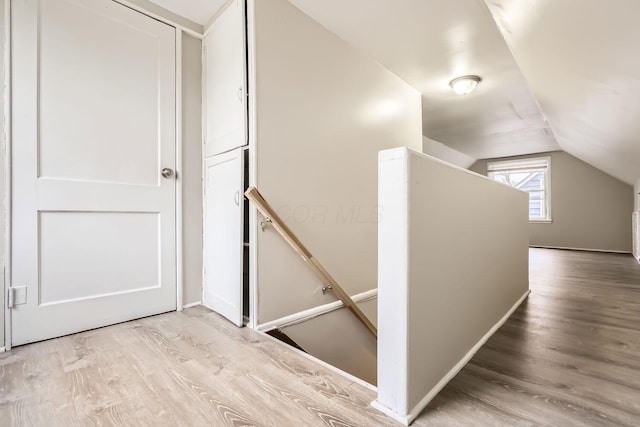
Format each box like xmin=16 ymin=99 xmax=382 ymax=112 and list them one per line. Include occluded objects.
xmin=246 ymin=0 xmax=259 ymax=330
xmin=175 ymin=28 xmax=184 ymax=314
xmin=3 ymin=0 xmax=13 ymax=352
xmin=2 ymin=0 xmax=185 ymax=350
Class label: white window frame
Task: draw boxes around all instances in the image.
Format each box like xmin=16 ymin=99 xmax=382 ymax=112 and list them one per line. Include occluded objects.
xmin=488 ymin=157 xmax=552 ymax=222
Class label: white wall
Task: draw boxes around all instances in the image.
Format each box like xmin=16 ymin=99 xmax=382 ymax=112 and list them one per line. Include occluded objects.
xmin=376 ymin=148 xmax=529 ymax=425
xmin=252 ymin=0 xmax=422 ymax=325
xmin=422 ymin=136 xmax=476 ymax=169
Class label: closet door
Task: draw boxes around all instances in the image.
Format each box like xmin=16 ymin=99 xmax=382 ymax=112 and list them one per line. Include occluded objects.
xmin=204 ymin=0 xmax=247 ymax=157
xmin=203 ymin=148 xmax=245 ymax=326
xmin=10 ymin=0 xmax=177 ymax=345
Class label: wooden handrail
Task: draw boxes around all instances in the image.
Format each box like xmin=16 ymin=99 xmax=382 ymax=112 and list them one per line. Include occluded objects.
xmin=245 ymin=187 xmax=377 ymax=338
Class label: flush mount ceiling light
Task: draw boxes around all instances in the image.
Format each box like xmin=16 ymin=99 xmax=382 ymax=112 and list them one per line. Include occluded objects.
xmin=449 ymin=75 xmax=482 ymax=95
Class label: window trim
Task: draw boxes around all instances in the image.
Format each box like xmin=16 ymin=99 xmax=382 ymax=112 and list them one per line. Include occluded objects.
xmin=487 ymin=156 xmax=552 ymax=222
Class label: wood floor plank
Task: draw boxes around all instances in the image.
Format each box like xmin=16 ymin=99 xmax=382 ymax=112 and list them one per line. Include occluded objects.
xmin=414 ymin=386 xmax=538 ymax=427
xmin=1 ymin=248 xmax=639 ymax=426
xmin=414 ymin=249 xmax=640 ymax=426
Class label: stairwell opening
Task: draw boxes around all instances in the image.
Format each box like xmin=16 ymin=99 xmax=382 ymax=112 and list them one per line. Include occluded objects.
xmin=264 ymin=297 xmax=377 ymax=386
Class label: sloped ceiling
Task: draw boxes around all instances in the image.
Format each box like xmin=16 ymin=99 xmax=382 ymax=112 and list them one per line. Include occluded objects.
xmin=287 ymin=0 xmax=559 ymax=160
xmin=485 ymin=0 xmax=639 ymax=185
xmin=288 ymin=0 xmax=638 ymax=184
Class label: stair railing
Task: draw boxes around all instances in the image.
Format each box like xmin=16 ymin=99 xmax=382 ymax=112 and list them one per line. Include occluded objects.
xmin=245 ymin=187 xmax=377 ymax=338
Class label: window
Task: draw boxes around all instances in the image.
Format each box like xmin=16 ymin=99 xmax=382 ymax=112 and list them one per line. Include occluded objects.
xmin=488 ymin=157 xmax=551 ymax=222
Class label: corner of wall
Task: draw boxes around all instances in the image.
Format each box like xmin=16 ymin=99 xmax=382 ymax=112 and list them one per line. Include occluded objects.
xmin=421 ymin=136 xmax=476 ymax=169
xmin=181 ymin=32 xmax=204 ymax=306
xmin=377 ymin=147 xmax=410 ymax=418
xmin=376 ymin=150 xmax=529 ymax=424
xmin=252 ymin=0 xmax=423 ymax=324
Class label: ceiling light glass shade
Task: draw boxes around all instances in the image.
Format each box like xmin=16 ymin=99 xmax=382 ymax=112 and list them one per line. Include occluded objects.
xmin=449 ymin=75 xmax=481 ymax=95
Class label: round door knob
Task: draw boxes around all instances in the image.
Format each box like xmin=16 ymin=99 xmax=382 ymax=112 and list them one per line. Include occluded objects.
xmin=161 ymin=168 xmax=174 ymax=179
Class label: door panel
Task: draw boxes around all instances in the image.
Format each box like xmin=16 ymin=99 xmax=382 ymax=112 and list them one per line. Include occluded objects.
xmin=11 ymin=0 xmax=177 ymax=346
xmin=39 ymin=211 xmax=160 ymax=305
xmin=204 ymin=149 xmax=245 ymax=326
xmin=38 ymin=0 xmax=162 ymax=185
xmin=204 ymin=0 xmax=247 ymax=157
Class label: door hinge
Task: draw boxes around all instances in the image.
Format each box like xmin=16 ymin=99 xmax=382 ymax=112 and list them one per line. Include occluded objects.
xmin=7 ymin=286 xmax=27 ymax=309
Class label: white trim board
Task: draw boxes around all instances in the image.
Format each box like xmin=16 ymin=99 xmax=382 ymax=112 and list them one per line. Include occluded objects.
xmin=246 ymin=0 xmax=259 ymax=331
xmin=258 ymin=328 xmax=376 ymax=392
xmin=530 ymin=245 xmax=631 ymax=254
xmin=182 ymin=301 xmax=202 ymax=309
xmin=3 ymin=0 xmax=13 ymax=352
xmin=256 ymin=289 xmax=377 ymax=332
xmin=114 ymin=0 xmax=204 ymax=38
xmin=199 ymin=17 xmax=207 ymax=315
xmin=175 ymin=28 xmax=184 ymax=312
xmin=372 ymin=290 xmax=530 ymax=426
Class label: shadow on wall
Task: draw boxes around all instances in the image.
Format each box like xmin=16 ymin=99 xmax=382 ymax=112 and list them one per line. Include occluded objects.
xmin=268 ymin=298 xmax=377 ymax=386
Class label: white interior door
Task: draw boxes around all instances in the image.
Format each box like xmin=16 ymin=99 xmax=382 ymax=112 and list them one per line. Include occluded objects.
xmin=204 ymin=0 xmax=247 ymax=157
xmin=10 ymin=0 xmax=177 ymax=346
xmin=203 ymin=149 xmax=245 ymax=326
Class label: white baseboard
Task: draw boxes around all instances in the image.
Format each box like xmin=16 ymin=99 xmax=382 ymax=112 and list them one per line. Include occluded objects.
xmin=256 ymin=289 xmax=377 ymax=332
xmin=530 ymin=245 xmax=631 ymax=254
xmin=182 ymin=301 xmax=202 ymax=309
xmin=371 ymin=399 xmax=410 ymax=425
xmin=372 ymin=289 xmax=531 ymax=426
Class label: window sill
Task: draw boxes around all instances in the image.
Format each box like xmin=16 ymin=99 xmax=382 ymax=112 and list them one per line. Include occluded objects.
xmin=530 ymin=219 xmax=552 ymax=224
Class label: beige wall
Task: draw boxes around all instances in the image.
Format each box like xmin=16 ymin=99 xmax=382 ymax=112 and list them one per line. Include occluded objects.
xmin=282 ymin=298 xmax=377 ymax=385
xmin=181 ymin=34 xmax=203 ymax=305
xmin=422 ymin=136 xmax=476 ymax=169
xmin=635 ymin=179 xmax=640 ymax=211
xmin=377 ymin=148 xmax=529 ymax=422
xmin=470 ymin=151 xmax=634 ymax=252
xmin=252 ymin=0 xmax=422 ymax=324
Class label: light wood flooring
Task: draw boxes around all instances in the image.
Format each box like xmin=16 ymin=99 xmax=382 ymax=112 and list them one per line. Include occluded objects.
xmin=1 ymin=248 xmax=639 ymax=426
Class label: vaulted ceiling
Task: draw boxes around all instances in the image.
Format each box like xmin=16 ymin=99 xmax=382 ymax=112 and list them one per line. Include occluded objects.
xmin=151 ymin=0 xmax=639 ymax=185
xmin=485 ymin=0 xmax=640 ymax=185
xmin=288 ymin=0 xmax=560 ymax=161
